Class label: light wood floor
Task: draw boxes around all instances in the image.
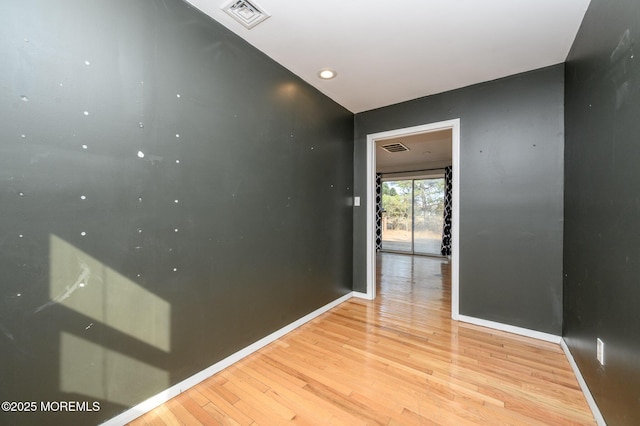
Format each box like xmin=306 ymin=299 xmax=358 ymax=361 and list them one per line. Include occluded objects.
xmin=129 ymin=253 xmax=595 ymax=425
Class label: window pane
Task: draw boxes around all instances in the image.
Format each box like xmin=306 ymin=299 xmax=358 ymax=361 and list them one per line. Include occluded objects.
xmin=381 ymin=180 xmax=412 ymax=253
xmin=413 ymin=178 xmax=444 ymax=255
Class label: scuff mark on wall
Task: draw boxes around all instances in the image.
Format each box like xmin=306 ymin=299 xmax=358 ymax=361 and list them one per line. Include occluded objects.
xmin=610 ymin=29 xmax=631 ymax=63
xmin=0 ymin=323 xmax=15 ymax=341
xmin=34 ymin=260 xmax=90 ymax=313
xmin=608 ymin=28 xmax=636 ymax=110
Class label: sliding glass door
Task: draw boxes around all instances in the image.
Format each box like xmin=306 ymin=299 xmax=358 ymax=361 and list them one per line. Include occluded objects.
xmin=413 ymin=178 xmax=445 ymax=255
xmin=380 ymin=180 xmax=413 ymax=253
xmin=381 ymin=178 xmax=445 ymax=256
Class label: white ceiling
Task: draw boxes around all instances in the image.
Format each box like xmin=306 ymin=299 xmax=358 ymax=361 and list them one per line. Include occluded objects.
xmin=186 ymin=0 xmax=590 ymax=113
xmin=376 ymin=129 xmax=452 ymax=174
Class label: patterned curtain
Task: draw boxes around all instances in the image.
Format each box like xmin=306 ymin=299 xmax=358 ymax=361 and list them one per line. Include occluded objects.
xmin=375 ymin=173 xmax=382 ymax=251
xmin=440 ymin=166 xmax=452 ymax=256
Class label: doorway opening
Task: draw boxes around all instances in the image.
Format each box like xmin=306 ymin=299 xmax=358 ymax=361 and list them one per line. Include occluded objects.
xmin=365 ymin=119 xmax=460 ymax=320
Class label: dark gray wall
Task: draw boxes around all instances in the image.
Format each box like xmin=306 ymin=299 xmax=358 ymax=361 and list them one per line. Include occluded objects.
xmin=355 ymin=65 xmax=565 ymax=334
xmin=564 ymin=0 xmax=640 ymax=424
xmin=0 ymin=0 xmax=353 ymax=424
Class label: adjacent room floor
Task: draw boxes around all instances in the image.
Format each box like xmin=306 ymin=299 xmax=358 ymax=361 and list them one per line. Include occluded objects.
xmin=129 ymin=253 xmax=595 ymax=425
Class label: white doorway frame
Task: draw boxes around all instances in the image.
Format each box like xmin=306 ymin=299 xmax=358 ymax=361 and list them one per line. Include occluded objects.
xmin=365 ymin=119 xmax=460 ymax=320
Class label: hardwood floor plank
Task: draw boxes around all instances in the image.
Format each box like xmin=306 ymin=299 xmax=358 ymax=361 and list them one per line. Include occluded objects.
xmin=392 ymin=408 xmax=440 ymax=426
xmin=196 ymin=383 xmax=253 ymax=425
xmin=136 ymin=414 xmax=166 ymax=426
xmin=151 ymin=404 xmax=182 ymax=426
xmin=127 ymin=253 xmax=595 ymax=425
xmin=187 ymin=388 xmax=213 ymax=407
xmin=263 ymin=350 xmax=354 ymax=397
xmin=238 ymin=363 xmax=337 ymax=424
xmin=200 ymin=402 xmax=239 ymax=426
xmin=166 ymin=396 xmax=205 ymax=425
xmin=220 ymin=374 xmax=296 ymax=421
xmin=128 ymin=412 xmax=159 ymax=426
xmin=255 ymin=362 xmax=371 ymax=425
xmin=300 ymin=383 xmax=388 ymax=425
xmin=175 ymin=393 xmax=225 ymax=426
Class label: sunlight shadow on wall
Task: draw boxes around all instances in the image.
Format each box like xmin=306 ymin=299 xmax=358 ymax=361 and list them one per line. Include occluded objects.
xmin=47 ymin=234 xmax=171 ymax=352
xmin=60 ymin=332 xmax=169 ymax=406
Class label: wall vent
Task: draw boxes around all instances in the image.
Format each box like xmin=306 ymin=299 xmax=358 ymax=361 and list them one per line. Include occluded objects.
xmin=222 ymin=0 xmax=271 ymax=29
xmin=380 ymin=142 xmax=410 ymax=153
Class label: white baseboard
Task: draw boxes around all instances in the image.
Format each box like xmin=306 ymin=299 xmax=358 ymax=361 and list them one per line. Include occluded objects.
xmin=352 ymin=291 xmax=372 ymax=300
xmin=457 ymin=314 xmax=561 ymax=344
xmin=560 ymin=339 xmax=606 ymax=425
xmin=101 ymin=292 xmax=354 ymax=425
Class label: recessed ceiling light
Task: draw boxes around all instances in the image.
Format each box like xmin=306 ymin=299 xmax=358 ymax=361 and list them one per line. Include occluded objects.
xmin=318 ymin=69 xmax=337 ymax=80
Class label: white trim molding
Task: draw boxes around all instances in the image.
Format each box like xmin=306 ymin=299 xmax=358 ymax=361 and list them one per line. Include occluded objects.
xmin=365 ymin=119 xmax=460 ymax=319
xmin=457 ymin=314 xmax=561 ymax=344
xmin=352 ymin=291 xmax=372 ymax=300
xmin=561 ymin=339 xmax=607 ymax=425
xmin=101 ymin=292 xmax=354 ymax=425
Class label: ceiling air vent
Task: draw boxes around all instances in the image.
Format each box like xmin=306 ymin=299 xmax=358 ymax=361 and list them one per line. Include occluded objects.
xmin=222 ymin=0 xmax=271 ymax=29
xmin=380 ymin=142 xmax=410 ymax=153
